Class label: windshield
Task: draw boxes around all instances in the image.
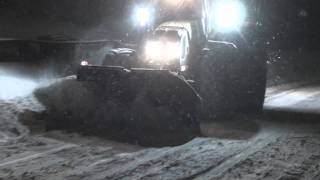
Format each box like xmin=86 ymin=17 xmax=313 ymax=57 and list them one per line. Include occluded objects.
xmin=153 ymin=29 xmax=180 ymax=41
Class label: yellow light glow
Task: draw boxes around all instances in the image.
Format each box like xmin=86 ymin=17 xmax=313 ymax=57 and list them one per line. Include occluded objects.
xmin=145 ymin=41 xmax=181 ymax=63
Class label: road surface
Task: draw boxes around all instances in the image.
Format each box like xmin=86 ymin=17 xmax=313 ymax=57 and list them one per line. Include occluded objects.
xmin=0 ymin=71 xmax=320 ymax=179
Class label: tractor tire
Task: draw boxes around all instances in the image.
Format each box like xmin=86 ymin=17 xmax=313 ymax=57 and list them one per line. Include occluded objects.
xmin=195 ymin=41 xmax=267 ymax=122
xmin=236 ymin=49 xmax=267 ymax=113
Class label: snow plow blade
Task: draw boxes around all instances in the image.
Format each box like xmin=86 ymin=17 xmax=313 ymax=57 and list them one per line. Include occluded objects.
xmin=35 ymin=66 xmax=201 ymax=146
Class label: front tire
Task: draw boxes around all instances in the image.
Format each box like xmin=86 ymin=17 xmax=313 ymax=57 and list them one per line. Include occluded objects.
xmin=194 ymin=42 xmax=267 ymax=122
xmin=236 ymin=49 xmax=267 ymax=113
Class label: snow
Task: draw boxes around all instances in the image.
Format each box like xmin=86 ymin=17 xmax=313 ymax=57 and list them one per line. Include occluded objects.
xmin=0 ymin=68 xmax=320 ymax=179
xmin=0 ymin=76 xmax=37 ymax=100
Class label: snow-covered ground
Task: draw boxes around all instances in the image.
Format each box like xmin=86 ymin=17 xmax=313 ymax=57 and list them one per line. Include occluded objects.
xmin=1 ymin=65 xmax=320 ymax=179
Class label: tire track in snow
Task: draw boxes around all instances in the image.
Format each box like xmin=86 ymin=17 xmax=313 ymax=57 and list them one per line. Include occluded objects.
xmin=191 ymin=131 xmax=281 ymax=180
xmin=0 ymin=144 xmax=77 ymax=168
xmin=0 ymin=132 xmax=10 ymax=143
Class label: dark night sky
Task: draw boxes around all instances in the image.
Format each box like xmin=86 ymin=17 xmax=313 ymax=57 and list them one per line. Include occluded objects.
xmin=260 ymin=0 xmax=320 ymax=48
xmin=0 ymin=0 xmax=319 ymax=49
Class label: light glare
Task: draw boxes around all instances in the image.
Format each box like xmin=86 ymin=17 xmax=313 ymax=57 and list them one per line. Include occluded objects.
xmin=145 ymin=41 xmax=163 ymax=61
xmin=212 ymin=0 xmax=246 ymax=32
xmin=81 ymin=61 xmax=89 ymax=66
xmin=145 ymin=41 xmax=181 ymax=62
xmin=0 ymin=76 xmax=37 ymax=100
xmin=134 ymin=6 xmax=152 ymax=27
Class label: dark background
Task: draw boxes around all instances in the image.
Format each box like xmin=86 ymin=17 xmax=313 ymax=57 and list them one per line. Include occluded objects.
xmin=0 ymin=0 xmax=319 ymax=48
xmin=0 ymin=0 xmax=128 ymax=25
xmin=0 ymin=0 xmax=319 ymax=85
xmin=0 ymin=0 xmax=132 ymax=39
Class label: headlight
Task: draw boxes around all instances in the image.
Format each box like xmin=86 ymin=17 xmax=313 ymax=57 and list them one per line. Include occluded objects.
xmin=133 ymin=6 xmax=153 ymax=27
xmin=145 ymin=41 xmax=181 ymax=62
xmin=145 ymin=41 xmax=163 ymax=61
xmin=212 ymin=0 xmax=246 ymax=32
xmin=81 ymin=60 xmax=89 ymax=66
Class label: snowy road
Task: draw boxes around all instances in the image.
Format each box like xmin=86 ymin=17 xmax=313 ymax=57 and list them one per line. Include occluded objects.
xmin=0 ymin=71 xmax=320 ymax=179
xmin=266 ymin=81 xmax=320 ymax=112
